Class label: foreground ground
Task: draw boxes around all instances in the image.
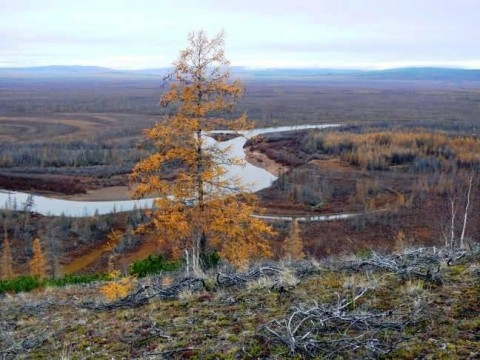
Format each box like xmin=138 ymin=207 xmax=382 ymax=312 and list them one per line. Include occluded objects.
xmin=1 ymin=247 xmax=479 ymax=359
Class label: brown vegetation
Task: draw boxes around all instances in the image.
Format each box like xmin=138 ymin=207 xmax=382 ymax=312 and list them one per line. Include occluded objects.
xmin=0 ymin=226 xmax=14 ymax=279
xmin=283 ymin=219 xmax=305 ymax=260
xmin=0 ymin=172 xmax=87 ymax=195
xmin=247 ymin=126 xmax=480 ymax=259
xmin=29 ymin=238 xmax=47 ymax=279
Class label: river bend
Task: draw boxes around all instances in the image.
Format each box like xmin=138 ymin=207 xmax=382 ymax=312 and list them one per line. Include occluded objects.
xmin=0 ymin=124 xmax=339 ymax=217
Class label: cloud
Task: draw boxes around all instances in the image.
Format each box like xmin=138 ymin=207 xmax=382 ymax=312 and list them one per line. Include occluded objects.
xmin=1 ymin=0 xmax=479 ymax=69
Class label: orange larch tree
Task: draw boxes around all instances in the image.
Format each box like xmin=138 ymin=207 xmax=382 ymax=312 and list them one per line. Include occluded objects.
xmin=283 ymin=219 xmax=305 ymax=261
xmin=131 ymin=31 xmax=273 ymax=268
xmin=30 ymin=238 xmax=47 ymax=279
xmin=1 ymin=225 xmax=14 ymax=280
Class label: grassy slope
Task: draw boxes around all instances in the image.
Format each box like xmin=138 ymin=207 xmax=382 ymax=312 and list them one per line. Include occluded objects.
xmin=1 ymin=250 xmax=479 ymax=359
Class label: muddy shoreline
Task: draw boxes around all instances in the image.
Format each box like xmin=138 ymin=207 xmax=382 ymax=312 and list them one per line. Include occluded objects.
xmin=244 ymin=148 xmax=288 ymax=177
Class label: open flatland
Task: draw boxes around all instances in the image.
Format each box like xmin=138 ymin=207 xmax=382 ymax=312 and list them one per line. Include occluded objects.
xmin=1 ymin=68 xmax=479 ymax=272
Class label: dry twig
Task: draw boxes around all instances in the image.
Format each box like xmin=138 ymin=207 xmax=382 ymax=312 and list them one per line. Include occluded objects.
xmin=261 ymin=285 xmax=415 ymax=358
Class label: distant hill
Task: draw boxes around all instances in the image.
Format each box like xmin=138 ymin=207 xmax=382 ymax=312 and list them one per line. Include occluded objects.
xmin=1 ymin=65 xmax=480 ymax=83
xmin=360 ymin=67 xmax=480 ymax=81
xmin=231 ymin=67 xmax=364 ymax=80
xmin=0 ymin=65 xmax=168 ymax=80
xmin=4 ymin=65 xmax=114 ymax=73
xmin=233 ymin=66 xmax=480 ymax=82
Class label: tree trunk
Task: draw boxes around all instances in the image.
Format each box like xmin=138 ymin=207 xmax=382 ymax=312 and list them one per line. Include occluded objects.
xmin=459 ymin=176 xmax=473 ymax=249
xmin=196 ymin=128 xmax=207 ymax=260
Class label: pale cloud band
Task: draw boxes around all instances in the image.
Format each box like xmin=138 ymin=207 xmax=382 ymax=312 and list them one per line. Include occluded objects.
xmin=1 ymin=0 xmax=479 ymax=69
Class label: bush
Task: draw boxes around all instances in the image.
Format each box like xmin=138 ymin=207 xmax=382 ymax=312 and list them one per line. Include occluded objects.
xmin=129 ymin=254 xmax=183 ymax=277
xmin=46 ymin=273 xmax=109 ymax=287
xmin=355 ymin=247 xmax=373 ymax=260
xmin=203 ymin=252 xmax=221 ymax=269
xmin=0 ymin=276 xmax=43 ymax=293
xmin=0 ymin=273 xmax=112 ymax=294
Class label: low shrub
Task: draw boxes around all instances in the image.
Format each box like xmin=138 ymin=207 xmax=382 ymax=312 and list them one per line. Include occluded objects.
xmin=0 ymin=275 xmax=43 ymax=293
xmin=0 ymin=273 xmax=110 ymax=294
xmin=129 ymin=254 xmax=183 ymax=277
xmin=46 ymin=273 xmax=109 ymax=287
xmin=202 ymin=252 xmax=221 ymax=269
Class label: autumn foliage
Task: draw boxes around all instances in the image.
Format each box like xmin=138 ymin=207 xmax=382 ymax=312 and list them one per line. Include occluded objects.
xmin=131 ymin=31 xmax=273 ymax=267
xmin=100 ymin=271 xmax=135 ymax=301
xmin=1 ymin=226 xmax=14 ymax=280
xmin=305 ymin=129 xmax=480 ymax=171
xmin=283 ymin=219 xmax=305 ymax=261
xmin=29 ymin=238 xmax=47 ymax=279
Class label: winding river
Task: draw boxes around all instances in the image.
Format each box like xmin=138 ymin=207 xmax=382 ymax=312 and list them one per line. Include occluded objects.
xmin=0 ymin=124 xmax=339 ymax=217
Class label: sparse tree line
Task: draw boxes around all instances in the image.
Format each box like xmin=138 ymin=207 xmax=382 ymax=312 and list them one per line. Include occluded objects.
xmin=276 ymin=168 xmax=479 ymax=258
xmin=253 ymin=124 xmax=479 ymax=231
xmin=301 ymin=128 xmax=480 ymax=172
xmin=0 ymin=203 xmax=149 ymax=281
xmin=1 ymin=223 xmax=47 ymax=281
xmin=0 ymin=138 xmax=149 ymax=170
xmin=250 ymin=124 xmax=480 ymax=174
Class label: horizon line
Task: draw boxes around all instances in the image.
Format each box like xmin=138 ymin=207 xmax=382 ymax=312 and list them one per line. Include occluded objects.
xmin=1 ymin=64 xmax=480 ymax=71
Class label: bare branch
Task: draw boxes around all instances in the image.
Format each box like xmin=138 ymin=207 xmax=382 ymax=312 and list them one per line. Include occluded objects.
xmin=261 ymin=285 xmax=413 ymax=358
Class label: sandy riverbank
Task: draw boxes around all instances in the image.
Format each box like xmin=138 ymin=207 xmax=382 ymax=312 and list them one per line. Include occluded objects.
xmin=55 ymin=186 xmax=134 ymax=201
xmin=244 ymin=148 xmax=288 ymax=177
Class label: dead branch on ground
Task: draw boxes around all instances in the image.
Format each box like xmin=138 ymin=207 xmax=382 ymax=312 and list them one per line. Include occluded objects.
xmin=261 ymin=285 xmax=418 ymax=358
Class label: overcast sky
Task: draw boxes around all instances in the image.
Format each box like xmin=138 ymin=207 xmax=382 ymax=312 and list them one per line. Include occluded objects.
xmin=1 ymin=0 xmax=479 ymax=69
